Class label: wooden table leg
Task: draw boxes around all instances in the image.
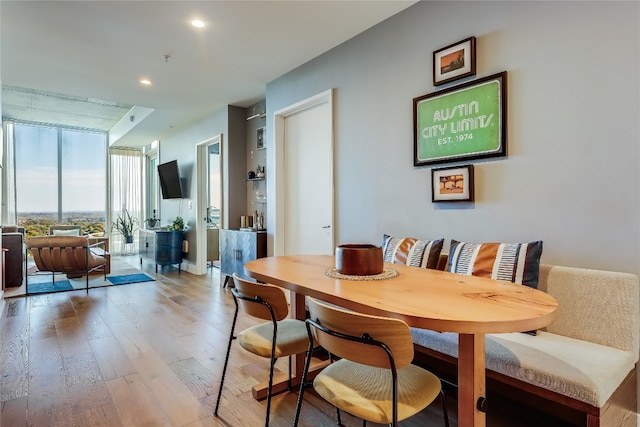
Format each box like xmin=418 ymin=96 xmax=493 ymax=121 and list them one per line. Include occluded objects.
xmin=458 ymin=333 xmax=486 ymax=427
xmin=289 ymin=290 xmax=307 ymax=379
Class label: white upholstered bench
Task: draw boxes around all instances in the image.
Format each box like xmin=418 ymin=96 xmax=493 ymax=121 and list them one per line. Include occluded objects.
xmin=411 ymin=264 xmax=639 ymax=427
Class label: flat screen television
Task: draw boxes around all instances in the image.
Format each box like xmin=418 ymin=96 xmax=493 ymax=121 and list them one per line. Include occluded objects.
xmin=158 ymin=160 xmax=184 ymax=199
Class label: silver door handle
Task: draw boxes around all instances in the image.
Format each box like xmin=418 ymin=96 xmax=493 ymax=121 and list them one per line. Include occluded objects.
xmin=322 ymin=225 xmax=331 ymax=229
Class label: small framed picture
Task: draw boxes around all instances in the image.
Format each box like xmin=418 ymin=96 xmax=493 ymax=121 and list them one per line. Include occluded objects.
xmin=433 ymin=36 xmax=476 ymax=86
xmin=256 ymin=127 xmax=265 ymax=150
xmin=432 ymin=164 xmax=474 ymax=202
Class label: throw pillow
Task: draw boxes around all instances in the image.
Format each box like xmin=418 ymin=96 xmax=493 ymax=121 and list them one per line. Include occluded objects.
xmin=381 ymin=234 xmax=444 ymax=270
xmin=52 ymin=229 xmax=80 ymax=237
xmin=448 ymin=240 xmax=543 ymax=288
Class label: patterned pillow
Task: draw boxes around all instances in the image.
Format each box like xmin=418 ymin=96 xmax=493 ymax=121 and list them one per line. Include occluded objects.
xmin=381 ymin=234 xmax=444 ymax=270
xmin=448 ymin=240 xmax=543 ymax=288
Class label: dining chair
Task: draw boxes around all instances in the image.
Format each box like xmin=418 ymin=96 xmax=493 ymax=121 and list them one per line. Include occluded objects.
xmin=294 ymin=297 xmax=449 ymax=427
xmin=214 ymin=273 xmax=310 ymax=427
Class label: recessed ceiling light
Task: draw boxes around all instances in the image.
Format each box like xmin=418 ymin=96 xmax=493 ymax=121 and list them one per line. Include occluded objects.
xmin=140 ymin=79 xmax=152 ymax=86
xmin=191 ymin=19 xmax=205 ymax=28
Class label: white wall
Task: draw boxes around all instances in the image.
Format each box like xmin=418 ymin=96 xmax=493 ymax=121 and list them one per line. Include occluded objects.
xmin=266 ymin=1 xmax=639 ymax=276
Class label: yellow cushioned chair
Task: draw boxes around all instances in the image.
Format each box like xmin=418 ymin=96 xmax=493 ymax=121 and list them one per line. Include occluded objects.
xmin=214 ymin=273 xmax=310 ymax=427
xmin=294 ymin=297 xmax=449 ymax=427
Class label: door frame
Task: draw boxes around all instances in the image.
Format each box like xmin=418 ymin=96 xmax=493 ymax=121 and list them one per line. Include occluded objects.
xmin=273 ymin=89 xmax=334 ymax=256
xmin=194 ymin=134 xmax=223 ymax=275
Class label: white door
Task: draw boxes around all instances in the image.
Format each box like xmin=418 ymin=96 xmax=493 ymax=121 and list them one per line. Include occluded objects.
xmin=274 ymin=89 xmax=334 ymax=256
xmin=195 ymin=134 xmax=223 ymax=275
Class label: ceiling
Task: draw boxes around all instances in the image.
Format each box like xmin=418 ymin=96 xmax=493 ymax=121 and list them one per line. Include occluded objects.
xmin=1 ymin=1 xmax=417 ymax=147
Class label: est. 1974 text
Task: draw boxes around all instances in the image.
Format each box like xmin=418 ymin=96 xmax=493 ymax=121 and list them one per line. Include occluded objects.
xmin=437 ymin=133 xmax=474 ymax=145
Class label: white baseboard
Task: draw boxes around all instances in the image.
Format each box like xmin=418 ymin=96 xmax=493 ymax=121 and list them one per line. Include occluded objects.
xmin=183 ymin=261 xmax=197 ymax=275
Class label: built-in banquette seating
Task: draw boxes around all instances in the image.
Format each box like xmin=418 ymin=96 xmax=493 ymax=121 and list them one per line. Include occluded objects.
xmin=382 ymin=234 xmax=639 ymax=427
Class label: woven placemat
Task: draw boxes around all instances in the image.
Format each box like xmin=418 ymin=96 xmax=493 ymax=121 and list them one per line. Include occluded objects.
xmin=325 ymin=267 xmax=399 ymax=281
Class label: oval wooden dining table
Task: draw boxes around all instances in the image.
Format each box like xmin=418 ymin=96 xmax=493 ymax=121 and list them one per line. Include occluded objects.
xmin=245 ymin=255 xmax=558 ymax=427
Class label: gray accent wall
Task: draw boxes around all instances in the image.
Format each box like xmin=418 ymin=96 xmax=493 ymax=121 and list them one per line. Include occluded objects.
xmin=264 ymin=1 xmax=639 ymax=276
xmin=159 ymin=105 xmax=246 ymax=269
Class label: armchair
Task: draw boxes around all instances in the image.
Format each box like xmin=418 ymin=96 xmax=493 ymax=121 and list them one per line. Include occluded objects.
xmin=25 ymin=236 xmax=109 ymax=293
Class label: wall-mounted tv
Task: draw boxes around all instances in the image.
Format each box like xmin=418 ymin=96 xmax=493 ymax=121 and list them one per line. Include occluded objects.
xmin=158 ymin=160 xmax=184 ymax=199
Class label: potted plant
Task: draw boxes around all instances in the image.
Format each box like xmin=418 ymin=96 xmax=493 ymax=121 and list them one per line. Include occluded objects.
xmin=112 ymin=209 xmax=139 ymax=243
xmin=167 ymin=216 xmax=185 ymax=232
xmin=144 ymin=209 xmax=160 ymax=228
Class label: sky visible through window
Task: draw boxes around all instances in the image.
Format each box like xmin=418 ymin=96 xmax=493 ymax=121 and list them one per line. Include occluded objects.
xmin=15 ymin=124 xmax=106 ymax=214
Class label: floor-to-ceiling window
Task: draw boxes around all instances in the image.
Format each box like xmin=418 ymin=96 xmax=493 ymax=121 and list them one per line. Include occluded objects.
xmin=110 ymin=147 xmax=143 ymax=254
xmin=10 ymin=122 xmax=107 ymax=237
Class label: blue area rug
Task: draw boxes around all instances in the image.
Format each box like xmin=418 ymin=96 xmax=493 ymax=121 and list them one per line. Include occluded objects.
xmin=28 ymin=280 xmax=74 ymax=294
xmin=107 ymin=273 xmax=155 ymax=285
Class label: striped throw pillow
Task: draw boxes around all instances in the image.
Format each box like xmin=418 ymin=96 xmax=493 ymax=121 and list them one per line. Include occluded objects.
xmin=382 ymin=234 xmax=444 ymax=270
xmin=448 ymin=240 xmax=543 ymax=288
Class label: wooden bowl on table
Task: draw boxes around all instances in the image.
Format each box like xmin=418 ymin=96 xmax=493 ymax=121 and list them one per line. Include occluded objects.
xmin=335 ymin=244 xmax=383 ymax=276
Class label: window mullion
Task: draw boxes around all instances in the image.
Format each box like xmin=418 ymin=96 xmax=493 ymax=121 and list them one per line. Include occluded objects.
xmin=58 ymin=128 xmax=63 ymax=223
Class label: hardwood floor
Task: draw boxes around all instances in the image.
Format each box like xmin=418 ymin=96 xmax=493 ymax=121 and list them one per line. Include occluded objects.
xmin=1 ymin=257 xmax=571 ymax=427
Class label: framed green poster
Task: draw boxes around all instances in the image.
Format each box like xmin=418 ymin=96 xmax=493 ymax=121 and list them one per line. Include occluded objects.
xmin=413 ymin=71 xmax=507 ymax=167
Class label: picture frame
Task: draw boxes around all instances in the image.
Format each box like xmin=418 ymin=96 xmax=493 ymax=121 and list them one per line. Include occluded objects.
xmin=432 ymin=164 xmax=474 ymax=202
xmin=414 ymin=71 xmax=507 ymax=167
xmin=256 ymin=127 xmax=265 ymax=150
xmin=433 ymin=36 xmax=476 ymax=86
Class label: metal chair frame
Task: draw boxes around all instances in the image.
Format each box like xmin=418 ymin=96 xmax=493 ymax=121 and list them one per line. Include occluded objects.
xmin=294 ymin=315 xmax=449 ymax=427
xmin=214 ymin=282 xmax=295 ymax=427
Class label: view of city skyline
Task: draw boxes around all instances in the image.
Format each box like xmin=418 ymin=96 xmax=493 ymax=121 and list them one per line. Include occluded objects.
xmin=17 ymin=211 xmax=106 ymax=238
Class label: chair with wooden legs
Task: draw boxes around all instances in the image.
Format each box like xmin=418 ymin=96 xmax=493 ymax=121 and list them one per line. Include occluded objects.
xmin=294 ymin=297 xmax=449 ymax=427
xmin=214 ymin=273 xmax=310 ymax=427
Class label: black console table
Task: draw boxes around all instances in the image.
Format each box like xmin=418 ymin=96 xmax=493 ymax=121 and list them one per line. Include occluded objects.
xmin=139 ymin=229 xmax=184 ymax=273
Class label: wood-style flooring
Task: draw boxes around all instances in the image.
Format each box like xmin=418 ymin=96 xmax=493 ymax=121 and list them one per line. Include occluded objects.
xmin=1 ymin=256 xmax=572 ymax=427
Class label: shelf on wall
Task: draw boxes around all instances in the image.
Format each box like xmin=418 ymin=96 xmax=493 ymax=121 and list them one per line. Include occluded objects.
xmin=246 ymin=177 xmax=265 ymax=182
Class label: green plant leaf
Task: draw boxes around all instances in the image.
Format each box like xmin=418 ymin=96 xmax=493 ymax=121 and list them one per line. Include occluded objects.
xmin=111 ymin=208 xmax=139 ymax=237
